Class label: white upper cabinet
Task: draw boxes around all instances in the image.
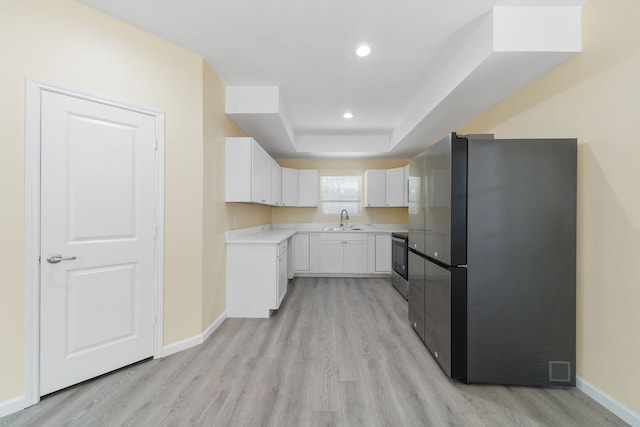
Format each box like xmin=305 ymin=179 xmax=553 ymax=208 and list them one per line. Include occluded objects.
xmin=403 ymin=166 xmax=409 ymax=207
xmin=385 ymin=167 xmax=406 ymax=207
xmin=364 ymin=169 xmax=387 ymax=207
xmin=251 ymin=143 xmax=272 ymax=204
xmin=226 ymin=137 xmax=274 ymax=204
xmin=281 ymin=168 xmax=318 ymax=207
xmin=281 ymin=167 xmax=299 ymax=207
xmin=225 ymin=137 xmax=291 ymax=207
xmin=271 ymin=160 xmax=282 ymax=206
xmin=298 ymin=169 xmax=318 ymax=207
xmin=365 ymin=167 xmax=409 ymax=208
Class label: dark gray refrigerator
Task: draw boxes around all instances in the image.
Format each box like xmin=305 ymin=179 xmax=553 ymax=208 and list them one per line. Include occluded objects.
xmin=408 ymin=132 xmax=576 ymax=386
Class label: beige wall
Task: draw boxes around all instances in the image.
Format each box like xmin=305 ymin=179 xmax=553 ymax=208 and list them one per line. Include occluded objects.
xmin=201 ymin=64 xmax=271 ymax=328
xmin=0 ymin=0 xmax=210 ymax=401
xmin=273 ymin=159 xmax=409 ymax=225
xmin=459 ymin=0 xmax=640 ymax=414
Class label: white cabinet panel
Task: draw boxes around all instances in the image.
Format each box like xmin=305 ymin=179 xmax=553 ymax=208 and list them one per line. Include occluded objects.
xmin=277 ymin=245 xmax=287 ymax=307
xmin=365 ymin=169 xmax=386 ymax=207
xmin=365 ymin=166 xmax=409 ymax=208
xmin=287 ymin=237 xmax=294 ymax=279
xmin=251 ymin=143 xmax=272 ymax=204
xmin=227 ymin=239 xmax=289 ymax=318
xmin=319 ymin=240 xmax=344 ymax=273
xmin=271 ymin=160 xmax=282 ymax=206
xmin=309 ymin=233 xmax=321 ymax=273
xmin=319 ymin=233 xmax=368 ymax=274
xmin=343 ymin=240 xmax=368 ymax=273
xmin=225 ymin=137 xmax=278 ymax=206
xmin=298 ymin=170 xmax=318 ymax=207
xmin=225 ymin=137 xmax=252 ymax=202
xmin=386 ymin=167 xmax=406 ymax=207
xmin=403 ymin=166 xmax=409 ymax=207
xmin=293 ymin=233 xmax=310 ymax=271
xmin=281 ymin=167 xmax=299 ymax=207
xmin=375 ymin=234 xmax=392 ymax=273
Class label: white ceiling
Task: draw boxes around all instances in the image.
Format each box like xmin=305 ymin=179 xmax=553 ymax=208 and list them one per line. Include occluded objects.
xmin=78 ymin=0 xmax=585 ymax=159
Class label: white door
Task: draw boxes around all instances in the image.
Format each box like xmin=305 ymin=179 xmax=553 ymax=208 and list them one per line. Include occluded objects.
xmin=40 ymin=90 xmax=157 ymax=395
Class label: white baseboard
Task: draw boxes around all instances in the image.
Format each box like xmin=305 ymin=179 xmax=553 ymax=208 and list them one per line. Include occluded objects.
xmin=0 ymin=313 xmax=228 ymax=419
xmin=161 ymin=311 xmax=227 ymax=358
xmin=577 ymin=376 xmax=640 ymax=427
xmin=0 ymin=395 xmax=26 ymax=419
xmin=202 ymin=311 xmax=227 ymax=343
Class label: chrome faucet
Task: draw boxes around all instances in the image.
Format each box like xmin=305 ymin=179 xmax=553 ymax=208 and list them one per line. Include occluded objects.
xmin=340 ymin=209 xmax=349 ymax=230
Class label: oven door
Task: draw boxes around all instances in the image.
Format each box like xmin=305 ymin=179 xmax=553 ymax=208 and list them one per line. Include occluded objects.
xmin=392 ymin=237 xmax=408 ymax=280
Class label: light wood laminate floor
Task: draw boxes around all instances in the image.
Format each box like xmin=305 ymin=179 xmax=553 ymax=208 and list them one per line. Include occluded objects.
xmin=1 ymin=277 xmax=628 ymax=427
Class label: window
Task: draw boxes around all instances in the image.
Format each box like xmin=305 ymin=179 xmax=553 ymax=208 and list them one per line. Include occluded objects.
xmin=320 ymin=176 xmax=361 ymax=215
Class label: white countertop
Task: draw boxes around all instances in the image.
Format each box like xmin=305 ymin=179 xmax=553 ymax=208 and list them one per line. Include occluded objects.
xmin=226 ymin=223 xmax=408 ymax=244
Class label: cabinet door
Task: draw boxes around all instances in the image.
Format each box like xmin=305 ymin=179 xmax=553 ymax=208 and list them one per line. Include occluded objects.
xmin=375 ymin=234 xmax=391 ymax=272
xmin=319 ymin=240 xmax=344 ymax=273
xmin=365 ymin=170 xmax=386 ymax=207
xmin=309 ymin=233 xmax=321 ymax=273
xmin=271 ymin=160 xmax=282 ymax=206
xmin=225 ymin=137 xmax=252 ymax=202
xmin=287 ymin=237 xmax=294 ymax=279
xmin=293 ymin=233 xmax=310 ymax=271
xmin=343 ymin=239 xmax=368 ymax=273
xmin=251 ymin=142 xmax=272 ymax=204
xmin=281 ymin=167 xmax=299 ymax=206
xmin=276 ymin=251 xmax=287 ymax=308
xmin=408 ymin=251 xmax=425 ymax=341
xmin=403 ymin=166 xmax=409 ymax=207
xmin=298 ymin=170 xmax=318 ymax=207
xmin=386 ymin=167 xmax=405 ymax=207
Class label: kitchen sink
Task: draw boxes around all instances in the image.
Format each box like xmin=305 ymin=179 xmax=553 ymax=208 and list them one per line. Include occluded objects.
xmin=320 ymin=226 xmax=365 ymax=231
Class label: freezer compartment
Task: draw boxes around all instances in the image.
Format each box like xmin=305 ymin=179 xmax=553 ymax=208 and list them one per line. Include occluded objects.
xmin=408 ymin=249 xmax=425 ymax=341
xmin=423 ymin=257 xmax=466 ymax=380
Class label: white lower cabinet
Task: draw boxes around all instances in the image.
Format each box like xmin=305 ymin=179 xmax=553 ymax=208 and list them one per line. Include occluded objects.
xmin=293 ymin=233 xmax=310 ymax=272
xmin=287 ymin=237 xmax=294 ymax=279
xmin=277 ymin=244 xmax=287 ymax=307
xmin=374 ymin=234 xmax=391 ymax=273
xmin=227 ymin=240 xmax=288 ymax=318
xmin=319 ymin=233 xmax=368 ymax=274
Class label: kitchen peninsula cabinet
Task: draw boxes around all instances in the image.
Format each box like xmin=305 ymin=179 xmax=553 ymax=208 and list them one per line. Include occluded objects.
xmin=227 ymin=239 xmax=288 ymax=318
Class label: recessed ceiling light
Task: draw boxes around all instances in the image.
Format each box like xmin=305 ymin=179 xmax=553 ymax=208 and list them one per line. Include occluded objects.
xmin=343 ymin=112 xmax=354 ymax=119
xmin=356 ymin=45 xmax=371 ymax=57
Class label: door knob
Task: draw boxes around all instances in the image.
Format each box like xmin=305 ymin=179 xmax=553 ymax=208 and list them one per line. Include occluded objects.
xmin=46 ymin=254 xmax=77 ymax=264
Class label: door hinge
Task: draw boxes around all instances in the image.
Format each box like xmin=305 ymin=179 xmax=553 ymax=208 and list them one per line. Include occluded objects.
xmin=154 ymin=138 xmax=158 ymax=150
xmin=154 ymin=224 xmax=158 ymax=237
xmin=38 ymin=255 xmax=41 ymax=265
